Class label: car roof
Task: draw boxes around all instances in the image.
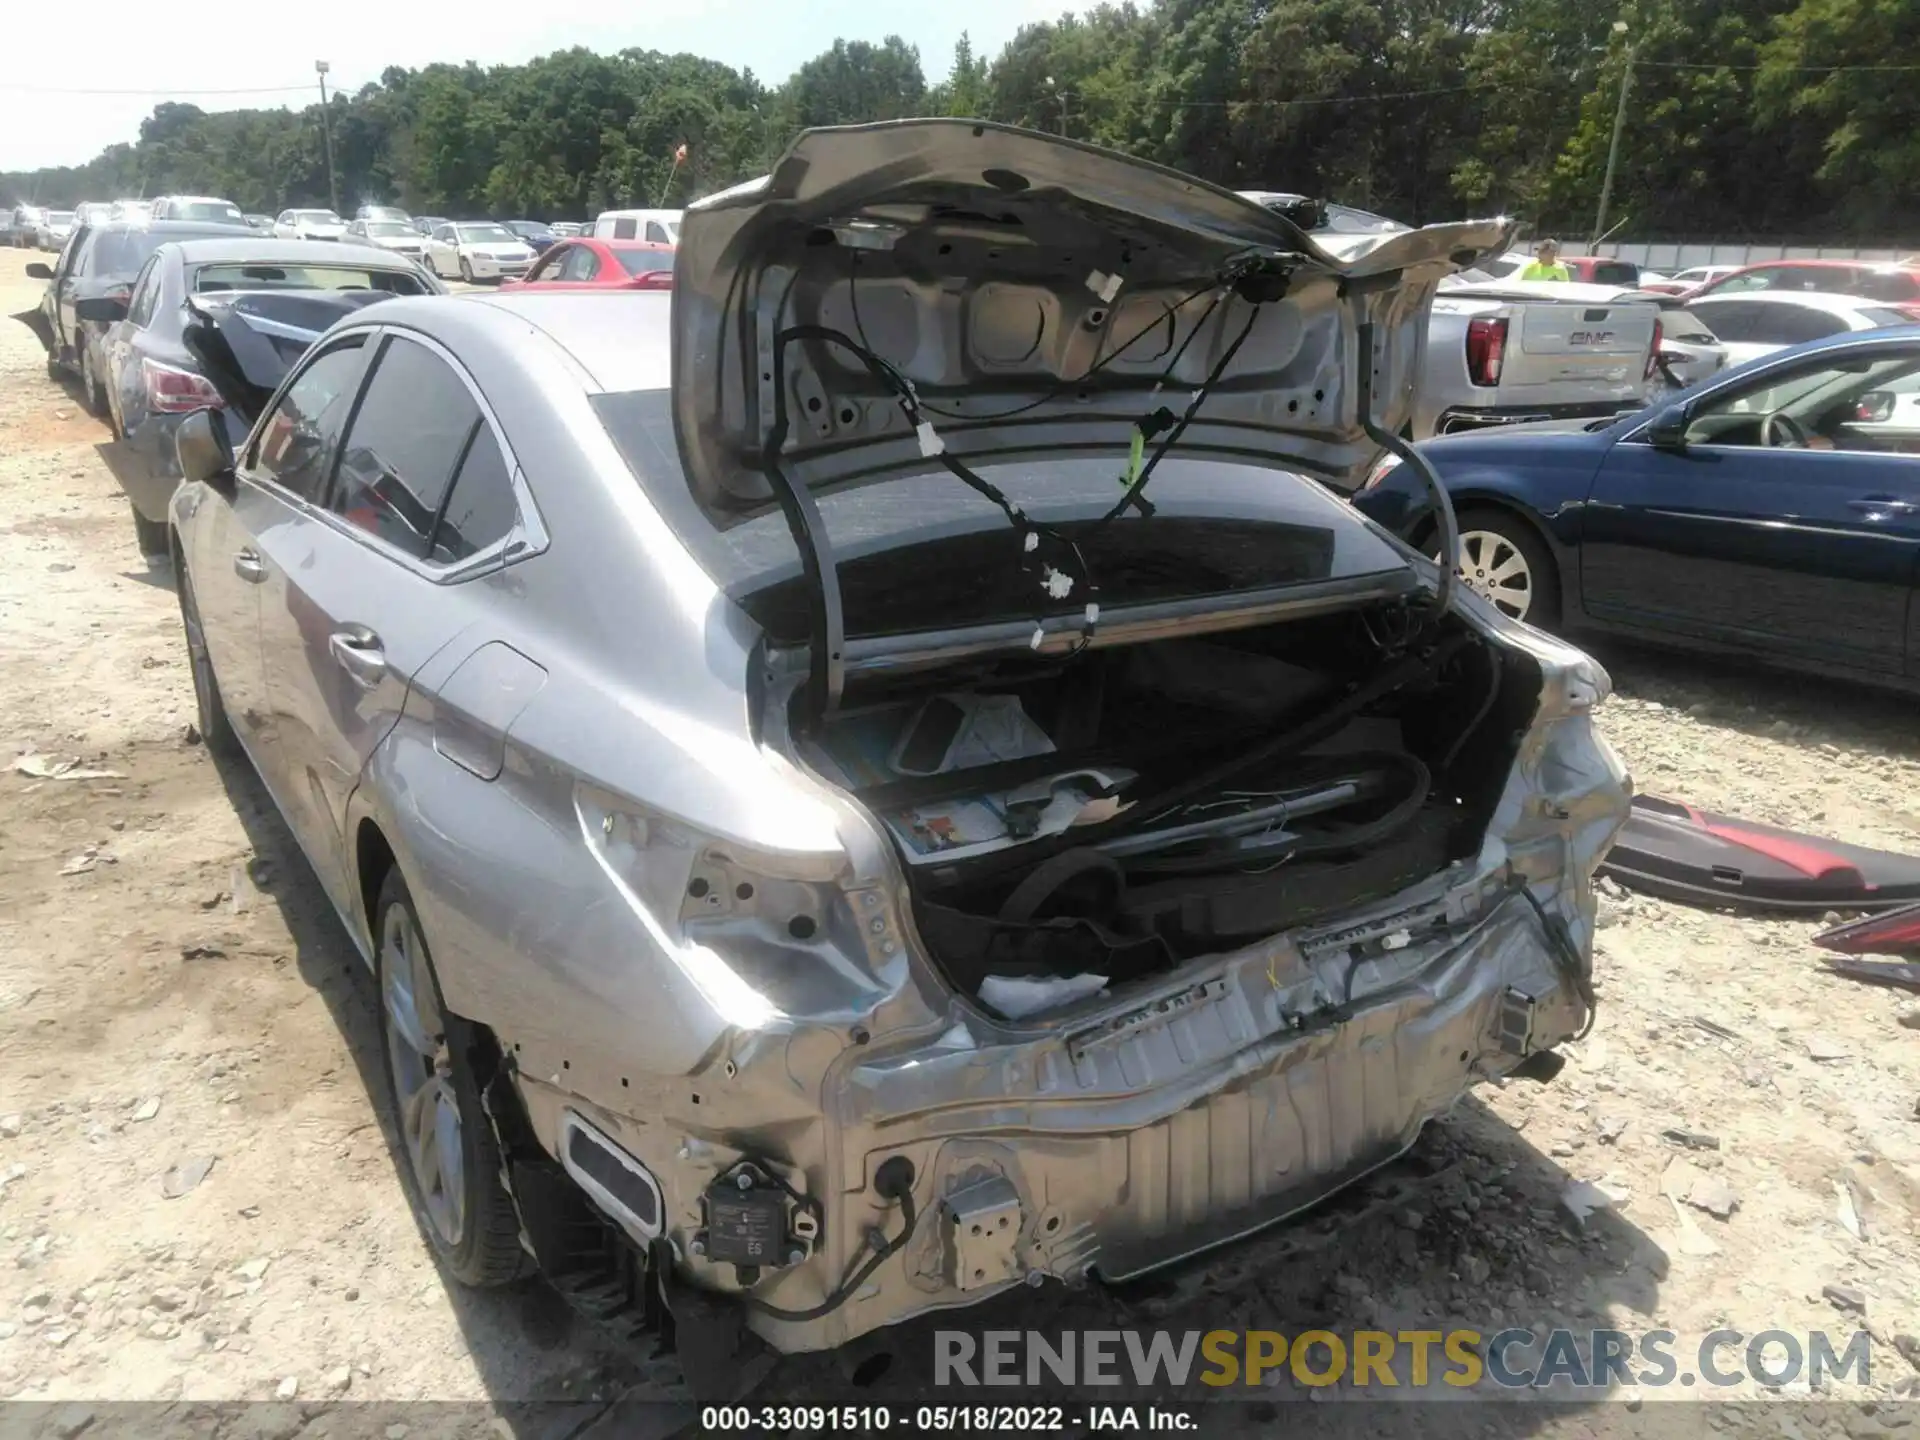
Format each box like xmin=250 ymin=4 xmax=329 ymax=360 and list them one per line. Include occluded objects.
xmin=1690 ymin=290 xmax=1892 ymax=315
xmin=88 ymin=220 xmax=249 ymax=237
xmin=597 ymin=239 xmax=674 ymax=252
xmin=1735 ymin=258 xmax=1917 ymax=272
xmin=169 ymin=237 xmax=419 ymax=266
xmin=362 ymin=291 xmax=671 ymax=394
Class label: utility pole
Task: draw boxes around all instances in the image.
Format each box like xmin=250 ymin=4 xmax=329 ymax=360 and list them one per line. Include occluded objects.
xmin=1046 ymin=74 xmax=1071 ymax=137
xmin=316 ymin=60 xmax=340 ymax=215
xmin=1591 ymin=19 xmax=1635 ymax=249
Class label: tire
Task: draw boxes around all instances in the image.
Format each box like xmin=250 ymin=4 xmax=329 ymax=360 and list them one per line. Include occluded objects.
xmin=374 ymin=868 xmax=527 ymax=1288
xmin=79 ymin=341 xmax=105 ymax=417
xmin=131 ymin=503 xmax=169 ymax=558
xmin=458 ymin=257 xmax=474 ymax=284
xmin=46 ymin=349 xmax=61 ymax=381
xmin=176 ymin=559 xmax=241 ymax=758
xmin=1447 ymin=507 xmax=1561 ymax=630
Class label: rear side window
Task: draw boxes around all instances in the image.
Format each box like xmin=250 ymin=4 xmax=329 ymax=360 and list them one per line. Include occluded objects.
xmin=612 ymin=217 xmax=638 ymax=240
xmin=430 ymin=428 xmax=518 ymax=563
xmin=251 ymin=338 xmax=368 ymax=501
xmin=1855 ymin=272 xmax=1920 ymax=303
xmin=330 ymin=336 xmax=479 ymax=556
xmin=127 ymin=258 xmax=162 ymax=328
xmin=1750 ymin=306 xmax=1847 ymax=346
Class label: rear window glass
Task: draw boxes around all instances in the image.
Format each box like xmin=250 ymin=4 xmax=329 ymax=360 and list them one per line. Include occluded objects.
xmin=588 ymin=389 xmax=1410 ymax=640
xmin=85 ymin=231 xmax=187 ymax=278
xmin=1592 ymin=262 xmax=1639 ymax=284
xmin=614 ymin=249 xmax=675 ymax=277
xmin=1860 ymin=307 xmax=1917 ymax=328
xmin=175 ymin=202 xmax=245 ymax=224
xmin=191 ymin=263 xmax=430 ymax=295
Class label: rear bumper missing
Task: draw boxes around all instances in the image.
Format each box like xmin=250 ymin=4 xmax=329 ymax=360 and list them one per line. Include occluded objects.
xmin=1436 ymin=400 xmax=1640 ymax=435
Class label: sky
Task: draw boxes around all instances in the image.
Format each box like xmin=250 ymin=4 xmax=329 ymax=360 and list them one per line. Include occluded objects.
xmin=1 ymin=0 xmax=1062 ymax=172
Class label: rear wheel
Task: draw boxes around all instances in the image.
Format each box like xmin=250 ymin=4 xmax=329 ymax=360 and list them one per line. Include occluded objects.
xmin=79 ymin=341 xmax=105 ymax=417
xmin=375 ymin=868 xmax=527 ymax=1288
xmin=177 ymin=560 xmax=240 ymax=758
xmin=1447 ymin=507 xmax=1560 ymax=629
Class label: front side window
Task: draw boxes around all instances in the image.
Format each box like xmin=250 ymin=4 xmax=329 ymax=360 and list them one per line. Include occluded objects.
xmin=1684 ymin=348 xmax=1920 ymax=453
xmin=330 ymin=336 xmax=479 ymax=555
xmin=250 ymin=338 xmax=368 ymax=501
xmin=561 ymin=247 xmax=600 ymax=282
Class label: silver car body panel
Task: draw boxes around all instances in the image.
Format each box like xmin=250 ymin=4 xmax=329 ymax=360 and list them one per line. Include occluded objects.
xmin=173 ymin=124 xmax=1629 ymax=1358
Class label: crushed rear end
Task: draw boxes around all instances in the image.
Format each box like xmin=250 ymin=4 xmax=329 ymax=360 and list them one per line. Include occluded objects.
xmin=509 ymin=120 xmax=1631 ymax=1361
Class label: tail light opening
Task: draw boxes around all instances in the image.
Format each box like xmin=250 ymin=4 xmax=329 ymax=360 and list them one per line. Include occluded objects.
xmin=1465 ymin=316 xmax=1507 ymax=388
xmin=141 ymin=359 xmax=224 ymax=415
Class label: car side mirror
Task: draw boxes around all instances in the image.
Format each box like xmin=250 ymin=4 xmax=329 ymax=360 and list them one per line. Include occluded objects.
xmin=175 ymin=408 xmax=234 ymax=491
xmin=25 ymin=262 xmax=53 ymax=280
xmin=75 ymin=296 xmax=128 ymax=323
xmin=1645 ymin=406 xmax=1690 ymax=451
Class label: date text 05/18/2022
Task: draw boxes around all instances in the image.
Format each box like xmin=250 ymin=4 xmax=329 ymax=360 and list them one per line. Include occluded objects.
xmin=699 ymin=1405 xmax=1197 ymax=1431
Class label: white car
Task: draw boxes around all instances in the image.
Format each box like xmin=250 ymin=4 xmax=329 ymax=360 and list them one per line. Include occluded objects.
xmin=424 ymin=221 xmax=536 ymax=282
xmin=1685 ymin=291 xmax=1917 ymax=368
xmin=354 ymin=203 xmax=412 ymax=226
xmin=108 ymin=199 xmax=153 ymax=224
xmin=10 ymin=206 xmax=46 ymax=248
xmin=149 ymin=195 xmax=246 ymax=226
xmin=344 ymin=217 xmax=428 ymax=263
xmin=34 ymin=210 xmax=74 ymax=250
xmin=591 ymin=208 xmax=681 ymax=245
xmin=273 ymin=208 xmax=347 ymax=241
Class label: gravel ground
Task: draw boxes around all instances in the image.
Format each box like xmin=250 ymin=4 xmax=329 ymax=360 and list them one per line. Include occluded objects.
xmin=1 ymin=245 xmax=1917 ymax=1434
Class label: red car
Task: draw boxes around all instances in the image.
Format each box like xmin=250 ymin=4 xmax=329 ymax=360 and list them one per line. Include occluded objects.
xmin=1681 ymin=258 xmax=1920 ymax=306
xmin=1559 ymin=255 xmax=1646 ymax=286
xmin=502 ymin=237 xmax=675 ymax=292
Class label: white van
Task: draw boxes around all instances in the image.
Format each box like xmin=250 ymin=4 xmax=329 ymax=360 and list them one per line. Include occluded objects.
xmin=592 ymin=208 xmax=682 ymax=245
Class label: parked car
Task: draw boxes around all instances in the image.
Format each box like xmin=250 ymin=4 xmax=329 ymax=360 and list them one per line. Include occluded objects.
xmin=1684 ymin=292 xmax=1915 ymax=367
xmin=163 ymin=121 xmax=1623 ymax=1384
xmin=504 ymin=237 xmax=674 ymax=290
xmin=412 ymin=215 xmax=448 ymax=237
xmin=501 ymin=220 xmax=559 ymax=255
xmin=345 ymin=218 xmax=429 ymax=263
xmin=108 ymin=199 xmax=153 ymax=224
xmin=9 ymin=206 xmax=46 ymax=248
xmin=591 ymin=208 xmax=681 ymax=244
xmin=1683 ymin=258 xmax=1920 ymax=305
xmin=1235 ymin=196 xmax=1659 ymax=435
xmin=423 ymin=221 xmax=537 ymax=282
xmin=14 ymin=219 xmax=245 ymax=414
xmin=356 ymin=204 xmax=412 ymax=225
xmin=1638 ymin=264 xmax=1740 ymax=296
xmin=550 ymin=222 xmax=585 ymax=238
xmin=1560 ymin=255 xmax=1645 ymax=285
xmin=73 ymin=203 xmax=114 ymax=228
xmin=273 ymin=208 xmax=347 ymax=242
xmin=1599 ymin=289 xmax=1728 ymax=394
xmin=149 ymin=196 xmax=247 ymax=226
xmin=34 ymin=210 xmax=75 ymax=250
xmin=244 ymin=214 xmax=275 ymax=233
xmin=85 ymin=237 xmax=441 ymax=554
xmin=1353 ymin=323 xmax=1920 ymax=691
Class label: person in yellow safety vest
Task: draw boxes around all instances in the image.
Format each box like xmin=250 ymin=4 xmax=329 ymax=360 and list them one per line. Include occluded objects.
xmin=1520 ymin=238 xmax=1571 ymax=281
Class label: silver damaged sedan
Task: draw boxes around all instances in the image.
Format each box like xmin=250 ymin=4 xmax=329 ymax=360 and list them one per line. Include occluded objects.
xmin=166 ymin=121 xmax=1631 ymax=1382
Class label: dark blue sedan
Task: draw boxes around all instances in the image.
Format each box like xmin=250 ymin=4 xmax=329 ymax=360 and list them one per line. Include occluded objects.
xmin=1353 ymin=326 xmax=1920 ymax=692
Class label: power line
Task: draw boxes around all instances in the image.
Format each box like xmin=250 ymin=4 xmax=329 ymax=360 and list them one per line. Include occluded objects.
xmin=1636 ymin=59 xmax=1920 ymax=72
xmin=0 ymin=81 xmax=343 ymax=96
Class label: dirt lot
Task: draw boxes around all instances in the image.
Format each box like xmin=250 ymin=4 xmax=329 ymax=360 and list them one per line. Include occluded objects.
xmin=2 ymin=244 xmax=1919 ymax=1431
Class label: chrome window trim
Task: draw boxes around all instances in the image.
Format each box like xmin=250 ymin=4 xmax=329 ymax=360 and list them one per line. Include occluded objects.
xmin=236 ymin=321 xmax=550 ymax=583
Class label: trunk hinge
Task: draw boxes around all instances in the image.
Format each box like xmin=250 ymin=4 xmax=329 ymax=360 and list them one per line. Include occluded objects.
xmin=1352 ymin=306 xmax=1459 ymax=618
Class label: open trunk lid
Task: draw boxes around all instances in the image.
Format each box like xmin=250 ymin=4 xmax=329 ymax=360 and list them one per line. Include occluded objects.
xmin=672 ymin=121 xmax=1511 ymax=513
xmin=181 ymin=288 xmax=390 ymax=425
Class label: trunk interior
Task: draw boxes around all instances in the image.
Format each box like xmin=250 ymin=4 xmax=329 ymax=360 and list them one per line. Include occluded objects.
xmin=793 ymin=599 xmax=1543 ymax=1017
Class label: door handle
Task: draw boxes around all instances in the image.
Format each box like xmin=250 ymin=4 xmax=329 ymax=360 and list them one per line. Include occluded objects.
xmin=327 ymin=626 xmax=388 ymax=688
xmin=233 ymin=548 xmax=266 ymax=582
xmin=1849 ymin=496 xmax=1917 ymax=515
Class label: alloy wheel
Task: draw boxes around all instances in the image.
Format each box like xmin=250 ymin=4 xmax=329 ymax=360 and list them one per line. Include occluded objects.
xmin=381 ymin=903 xmax=467 ymax=1251
xmin=1455 ymin=529 xmax=1534 ymax=621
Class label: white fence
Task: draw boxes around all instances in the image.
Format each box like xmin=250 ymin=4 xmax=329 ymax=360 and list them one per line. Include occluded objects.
xmin=1592 ymin=241 xmax=1916 ymax=267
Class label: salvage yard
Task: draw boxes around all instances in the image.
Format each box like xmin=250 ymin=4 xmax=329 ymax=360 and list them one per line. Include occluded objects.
xmin=2 ymin=242 xmax=1919 ymax=1430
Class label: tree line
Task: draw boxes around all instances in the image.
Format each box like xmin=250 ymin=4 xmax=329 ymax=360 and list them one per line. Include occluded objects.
xmin=4 ymin=0 xmax=1915 ymax=242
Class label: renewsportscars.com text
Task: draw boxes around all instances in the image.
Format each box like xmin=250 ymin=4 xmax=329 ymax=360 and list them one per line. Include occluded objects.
xmin=934 ymin=1328 xmax=1874 ymax=1391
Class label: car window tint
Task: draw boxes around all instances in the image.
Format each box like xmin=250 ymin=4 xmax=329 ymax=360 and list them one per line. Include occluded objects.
xmin=1751 ymin=307 xmax=1847 ymax=346
xmin=1693 ymin=302 xmax=1753 ymax=342
xmin=612 ymin=217 xmax=637 ymax=240
xmin=644 ymin=222 xmax=668 ymax=244
xmin=331 ymin=336 xmax=480 ymax=556
xmin=251 ymin=338 xmax=368 ymax=501
xmin=430 ymin=424 xmax=517 ymax=563
xmin=1855 ymin=272 xmax=1920 ymax=303
xmin=127 ymin=258 xmax=162 ymax=327
xmin=567 ymin=247 xmax=600 ymax=281
xmin=526 ymin=246 xmax=562 ymax=282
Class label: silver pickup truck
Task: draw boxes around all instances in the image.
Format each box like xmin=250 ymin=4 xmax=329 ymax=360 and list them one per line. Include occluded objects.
xmin=1237 ymin=194 xmax=1661 ymax=438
